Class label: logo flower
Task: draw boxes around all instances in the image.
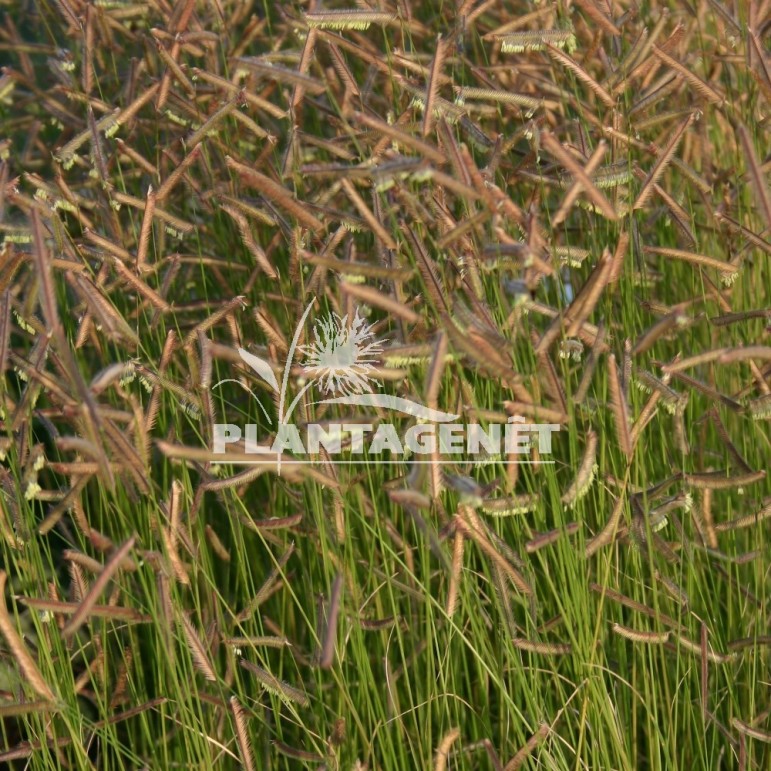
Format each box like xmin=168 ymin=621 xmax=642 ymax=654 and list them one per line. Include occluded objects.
xmin=299 ymin=309 xmax=383 ymax=395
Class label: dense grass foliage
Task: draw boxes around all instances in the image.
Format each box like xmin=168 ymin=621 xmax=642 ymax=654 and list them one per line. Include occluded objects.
xmin=0 ymin=0 xmax=770 ymax=768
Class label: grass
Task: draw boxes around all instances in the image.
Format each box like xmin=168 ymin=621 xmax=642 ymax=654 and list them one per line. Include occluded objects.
xmin=0 ymin=0 xmax=770 ymax=768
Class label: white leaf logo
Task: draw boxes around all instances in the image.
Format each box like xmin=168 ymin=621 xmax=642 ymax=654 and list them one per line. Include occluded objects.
xmin=238 ymin=348 xmax=279 ymax=393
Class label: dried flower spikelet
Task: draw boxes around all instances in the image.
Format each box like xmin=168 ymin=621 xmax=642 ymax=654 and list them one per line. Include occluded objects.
xmin=650 ymin=514 xmax=668 ymax=532
xmin=634 ymin=379 xmax=653 ymax=395
xmin=3 ymin=232 xmax=33 ymax=244
xmin=0 ymin=79 xmax=14 ymax=105
xmin=25 ymin=481 xmax=42 ymax=501
xmin=561 ymin=430 xmax=599 ymax=509
xmin=499 ymin=29 xmax=576 ymax=54
xmin=52 ymin=198 xmax=77 ymax=213
xmin=559 ymin=338 xmax=584 ymax=362
xmin=410 ymin=95 xmax=426 ymax=112
xmin=661 ymin=391 xmax=682 ymax=415
xmin=481 ymin=494 xmax=538 ymax=516
xmin=104 ymin=119 xmax=121 ymax=139
xmin=340 ymin=274 xmax=367 ymax=285
xmin=553 ymin=245 xmax=591 ymax=267
xmin=410 ymin=168 xmax=435 ymax=184
xmin=383 ymin=353 xmax=430 ymax=366
xmin=447 ymin=477 xmax=485 ymax=507
xmin=138 ymin=375 xmax=154 ymax=393
xmin=307 ymin=20 xmax=371 ymax=30
xmin=557 ymin=167 xmax=632 ymax=191
xmin=12 ymin=310 xmax=36 ymax=335
xmin=180 ymin=400 xmax=201 ymax=420
xmin=563 ymin=462 xmax=599 ymax=510
xmin=748 ymin=394 xmax=771 ymax=420
xmin=165 ymin=110 xmax=190 ymax=127
xmin=304 ymin=10 xmax=395 ymax=30
xmin=409 ymin=95 xmax=462 ymax=123
xmin=119 ymin=362 xmax=137 ymax=387
xmin=593 ymin=167 xmax=634 ymax=188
